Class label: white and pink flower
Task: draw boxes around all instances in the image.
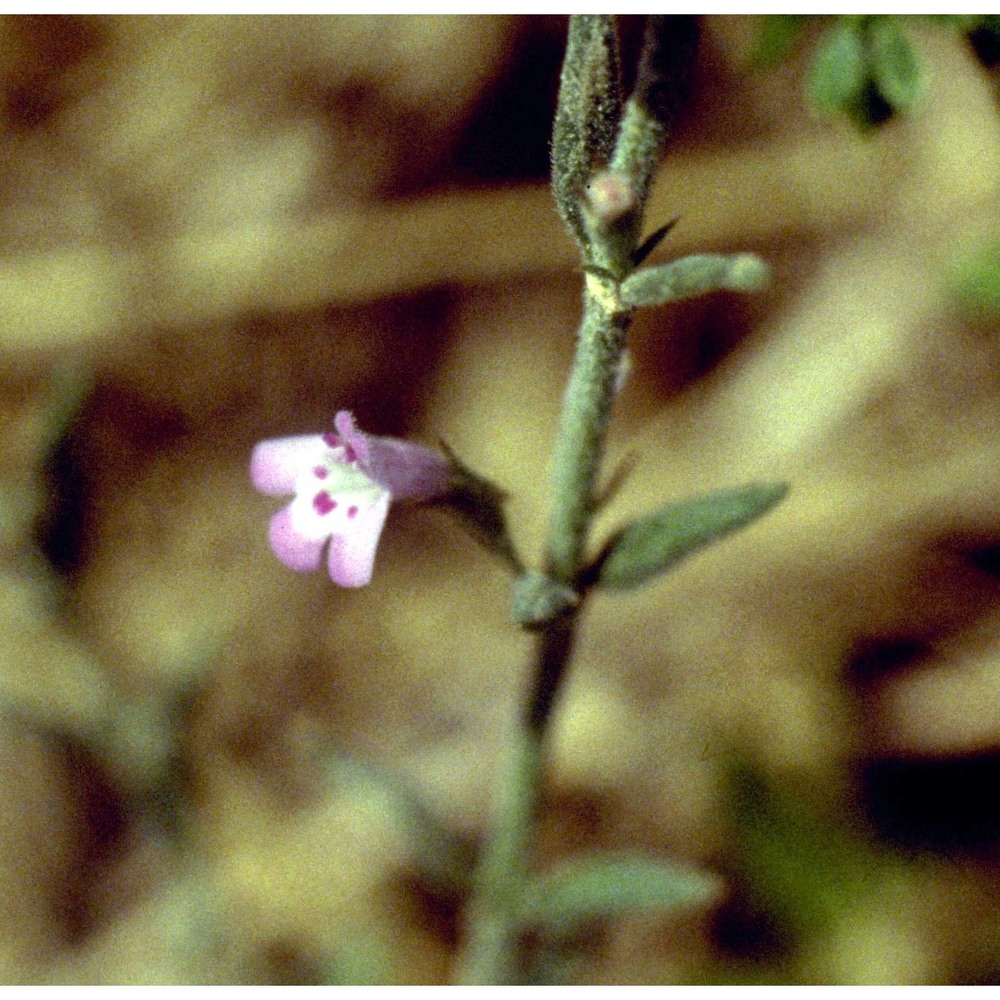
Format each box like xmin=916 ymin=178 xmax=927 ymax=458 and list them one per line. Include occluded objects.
xmin=250 ymin=411 xmax=451 ymax=587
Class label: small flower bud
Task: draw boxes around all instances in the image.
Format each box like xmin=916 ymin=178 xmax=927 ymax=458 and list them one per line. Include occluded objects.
xmin=584 ymin=169 xmax=638 ymax=227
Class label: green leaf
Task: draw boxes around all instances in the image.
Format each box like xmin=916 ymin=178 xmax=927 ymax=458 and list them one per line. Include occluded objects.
xmin=34 ymin=363 xmax=96 ymax=583
xmin=517 ymin=852 xmax=719 ymax=934
xmin=621 ymin=253 xmax=769 ymax=308
xmin=869 ymin=17 xmax=924 ymax=113
xmin=807 ymin=18 xmax=868 ymax=118
xmin=317 ymin=937 xmax=396 ymax=986
xmin=595 ymin=482 xmax=789 ymax=591
xmin=721 ymin=755 xmax=894 ymax=955
xmin=917 ymin=14 xmax=985 ymax=33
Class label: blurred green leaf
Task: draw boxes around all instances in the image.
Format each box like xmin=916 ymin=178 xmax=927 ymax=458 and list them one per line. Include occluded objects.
xmin=917 ymin=13 xmax=988 ymax=33
xmin=718 ymin=757 xmax=893 ymax=963
xmin=518 ymin=852 xmax=719 ymax=934
xmin=949 ymin=241 xmax=1000 ymax=321
xmin=759 ymin=15 xmax=984 ymax=131
xmin=323 ymin=753 xmax=474 ymax=894
xmin=752 ymin=15 xmax=811 ymax=69
xmin=34 ymin=364 xmax=95 ymax=586
xmin=807 ymin=18 xmax=868 ymax=118
xmin=595 ymin=482 xmax=789 ymax=591
xmin=869 ymin=17 xmax=924 ymax=112
xmin=318 ymin=936 xmax=396 ymax=986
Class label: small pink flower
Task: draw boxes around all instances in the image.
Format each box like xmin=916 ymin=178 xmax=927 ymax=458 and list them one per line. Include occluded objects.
xmin=250 ymin=411 xmax=451 ymax=587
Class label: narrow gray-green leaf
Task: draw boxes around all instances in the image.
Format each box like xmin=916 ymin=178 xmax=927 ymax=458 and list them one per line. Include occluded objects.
xmin=596 ymin=482 xmax=789 ymax=591
xmin=869 ymin=17 xmax=924 ymax=113
xmin=552 ymin=15 xmax=622 ymax=251
xmin=517 ymin=852 xmax=720 ymax=933
xmin=807 ymin=18 xmax=868 ymax=117
xmin=621 ymin=253 xmax=769 ymax=308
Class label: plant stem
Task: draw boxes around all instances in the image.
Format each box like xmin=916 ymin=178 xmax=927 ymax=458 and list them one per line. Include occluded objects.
xmin=456 ymin=277 xmax=632 ymax=984
xmin=456 ymin=14 xmax=690 ymax=984
xmin=545 ymin=274 xmax=631 ymax=585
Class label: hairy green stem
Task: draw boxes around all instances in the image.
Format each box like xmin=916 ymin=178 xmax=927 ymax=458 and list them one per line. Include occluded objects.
xmin=455 ymin=723 xmax=542 ymax=984
xmin=545 ymin=276 xmax=631 ymax=585
xmin=455 ymin=14 xmax=683 ymax=984
xmin=455 ymin=608 xmax=583 ymax=984
xmin=457 ymin=282 xmax=632 ymax=984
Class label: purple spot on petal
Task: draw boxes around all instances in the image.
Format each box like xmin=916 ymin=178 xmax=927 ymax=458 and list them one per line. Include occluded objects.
xmin=347 ymin=505 xmax=358 ymax=518
xmin=313 ymin=466 xmax=328 ymax=479
xmin=313 ymin=491 xmax=336 ymax=516
xmin=322 ymin=432 xmax=339 ymax=448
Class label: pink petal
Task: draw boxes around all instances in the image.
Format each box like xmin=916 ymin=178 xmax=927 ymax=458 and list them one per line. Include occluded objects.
xmin=251 ymin=435 xmax=326 ymax=495
xmin=268 ymin=505 xmax=325 ymax=572
xmin=326 ymin=491 xmax=391 ymax=587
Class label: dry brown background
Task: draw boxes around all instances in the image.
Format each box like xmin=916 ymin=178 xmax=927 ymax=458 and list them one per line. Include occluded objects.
xmin=0 ymin=14 xmax=996 ymax=984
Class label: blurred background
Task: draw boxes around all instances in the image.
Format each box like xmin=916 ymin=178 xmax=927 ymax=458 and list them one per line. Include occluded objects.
xmin=0 ymin=14 xmax=996 ymax=984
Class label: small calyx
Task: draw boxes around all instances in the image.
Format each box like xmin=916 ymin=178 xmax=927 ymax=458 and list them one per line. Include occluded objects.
xmin=431 ymin=442 xmax=523 ymax=574
xmin=512 ymin=570 xmax=578 ymax=630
